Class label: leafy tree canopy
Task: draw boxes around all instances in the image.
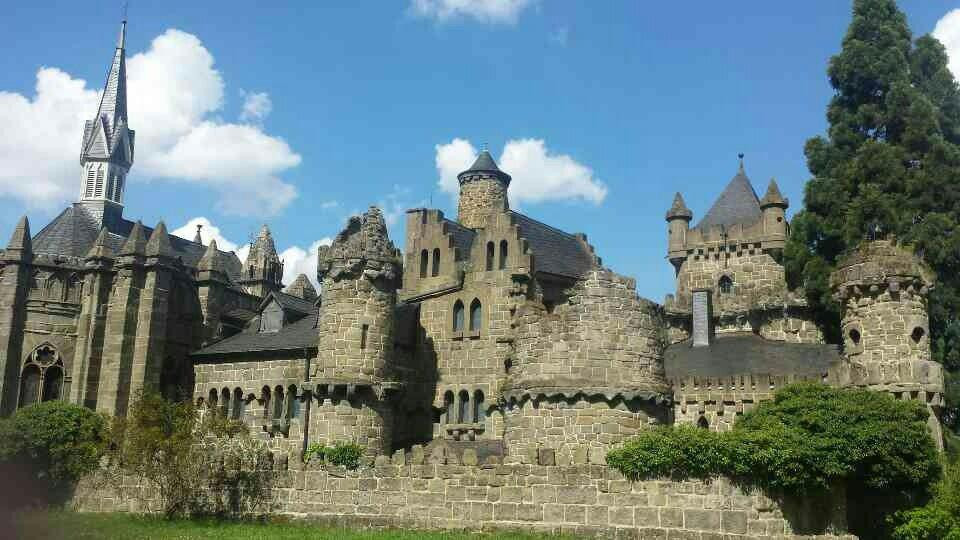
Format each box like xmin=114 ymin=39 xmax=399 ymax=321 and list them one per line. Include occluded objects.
xmin=784 ymin=0 xmax=960 ymax=428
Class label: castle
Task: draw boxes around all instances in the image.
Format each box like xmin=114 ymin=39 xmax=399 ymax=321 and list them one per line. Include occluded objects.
xmin=0 ymin=21 xmax=945 ymax=470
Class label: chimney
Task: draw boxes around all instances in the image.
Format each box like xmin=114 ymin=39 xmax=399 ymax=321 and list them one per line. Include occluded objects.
xmin=692 ymin=289 xmax=712 ymax=347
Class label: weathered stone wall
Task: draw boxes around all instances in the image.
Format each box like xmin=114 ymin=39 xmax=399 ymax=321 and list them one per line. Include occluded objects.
xmin=73 ymin=460 xmax=853 ymax=539
xmin=458 ymin=176 xmax=509 ymax=230
xmin=674 ymin=251 xmax=787 ymax=316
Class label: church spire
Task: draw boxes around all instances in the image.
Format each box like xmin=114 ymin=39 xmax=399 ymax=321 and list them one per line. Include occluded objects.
xmin=78 ymin=19 xmax=135 ymax=226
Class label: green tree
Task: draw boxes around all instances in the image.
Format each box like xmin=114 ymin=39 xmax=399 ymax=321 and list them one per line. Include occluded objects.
xmin=784 ymin=0 xmax=960 ymax=428
xmin=891 ymin=457 xmax=960 ymax=540
xmin=0 ymin=401 xmax=109 ymax=505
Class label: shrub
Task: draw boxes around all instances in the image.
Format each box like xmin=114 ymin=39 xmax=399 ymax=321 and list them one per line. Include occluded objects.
xmin=891 ymin=458 xmax=960 ymax=540
xmin=304 ymin=442 xmax=363 ymax=470
xmin=607 ymin=383 xmax=940 ymax=496
xmin=0 ymin=401 xmax=108 ymax=492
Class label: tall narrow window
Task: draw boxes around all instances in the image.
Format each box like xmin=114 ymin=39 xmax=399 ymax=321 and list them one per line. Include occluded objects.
xmin=41 ymin=365 xmax=63 ymax=402
xmin=473 ymin=390 xmax=485 ymax=424
xmin=360 ymin=324 xmax=369 ymax=349
xmin=458 ymin=390 xmax=470 ymax=423
xmin=273 ymin=386 xmax=284 ymax=421
xmin=486 ymin=242 xmax=495 ymax=271
xmin=18 ymin=365 xmax=41 ymax=408
xmin=85 ymin=166 xmax=96 ymax=198
xmin=432 ymin=248 xmax=441 ymax=277
xmin=208 ymin=389 xmax=219 ymax=413
xmin=232 ymin=388 xmax=244 ymax=420
xmin=94 ymin=166 xmax=105 ymax=197
xmin=444 ymin=391 xmax=455 ymax=424
xmin=261 ymin=386 xmax=271 ymax=421
xmin=499 ymin=241 xmax=508 ymax=270
xmin=286 ymin=385 xmax=298 ymax=420
xmin=419 ymin=250 xmax=428 ymax=278
xmin=221 ymin=388 xmax=230 ymax=419
xmin=469 ymin=299 xmax=482 ymax=332
xmin=453 ymin=300 xmax=465 ymax=332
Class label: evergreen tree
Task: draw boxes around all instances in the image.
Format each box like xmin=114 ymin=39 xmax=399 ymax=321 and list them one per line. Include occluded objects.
xmin=785 ymin=0 xmax=960 ymax=431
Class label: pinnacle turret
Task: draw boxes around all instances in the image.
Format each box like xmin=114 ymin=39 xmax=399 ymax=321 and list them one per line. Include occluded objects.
xmin=759 ymin=178 xmax=788 ymax=209
xmin=665 ymin=192 xmax=693 ymax=221
xmin=145 ymin=221 xmax=175 ymax=258
xmin=284 ymin=273 xmax=318 ymax=302
xmin=4 ymin=215 xmax=32 ymax=261
xmin=85 ymin=227 xmax=114 ymax=260
xmin=120 ymin=221 xmax=146 ymax=255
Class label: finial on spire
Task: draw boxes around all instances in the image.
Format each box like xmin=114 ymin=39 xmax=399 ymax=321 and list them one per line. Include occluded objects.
xmin=193 ymin=223 xmax=203 ymax=244
xmin=737 ymin=153 xmax=745 ymax=173
xmin=481 ymin=142 xmax=488 ymax=153
xmin=118 ymin=6 xmax=128 ymax=49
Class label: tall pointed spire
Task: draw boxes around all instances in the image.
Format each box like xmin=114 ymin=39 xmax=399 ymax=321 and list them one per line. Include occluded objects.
xmin=78 ymin=19 xmax=135 ymax=225
xmin=5 ymin=216 xmax=33 ymax=261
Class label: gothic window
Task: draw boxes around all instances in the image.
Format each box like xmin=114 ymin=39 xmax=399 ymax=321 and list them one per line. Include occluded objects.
xmin=286 ymin=385 xmax=298 ymax=420
xmin=232 ymin=388 xmax=244 ymax=420
xmin=469 ymin=299 xmax=482 ymax=332
xmin=261 ymin=386 xmax=271 ymax=421
xmin=473 ymin=390 xmax=485 ymax=424
xmin=419 ymin=250 xmax=428 ymax=278
xmin=486 ymin=242 xmax=495 ymax=271
xmin=18 ymin=344 xmax=64 ymax=409
xmin=432 ymin=248 xmax=441 ymax=277
xmin=208 ymin=389 xmax=219 ymax=413
xmin=452 ymin=300 xmax=465 ymax=332
xmin=273 ymin=386 xmax=284 ymax=422
xmin=443 ymin=391 xmax=455 ymax=424
xmin=718 ymin=275 xmax=733 ymax=294
xmin=499 ymin=241 xmax=508 ymax=270
xmin=458 ymin=390 xmax=470 ymax=423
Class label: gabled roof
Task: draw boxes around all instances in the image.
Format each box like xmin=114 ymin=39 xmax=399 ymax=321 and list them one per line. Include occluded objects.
xmin=191 ymin=309 xmax=319 ymax=357
xmin=509 ymin=211 xmax=598 ymax=280
xmin=260 ymin=290 xmax=316 ymax=317
xmin=695 ymin=163 xmax=762 ymax=229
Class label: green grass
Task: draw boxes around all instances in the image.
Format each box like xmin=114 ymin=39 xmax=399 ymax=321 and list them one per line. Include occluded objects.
xmin=11 ymin=510 xmax=572 ymax=540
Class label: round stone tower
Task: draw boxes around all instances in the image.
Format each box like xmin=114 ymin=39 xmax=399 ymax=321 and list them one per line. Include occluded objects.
xmin=457 ymin=150 xmax=511 ymax=229
xmin=830 ymin=238 xmax=944 ymax=446
xmin=665 ymin=192 xmax=693 ymax=272
xmin=312 ymin=207 xmax=402 ymax=454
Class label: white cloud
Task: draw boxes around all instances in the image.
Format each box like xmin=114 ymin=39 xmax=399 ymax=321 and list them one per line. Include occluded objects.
xmin=434 ymin=138 xmax=607 ymax=206
xmin=171 ymin=217 xmax=328 ymax=289
xmin=933 ymin=9 xmax=960 ymax=79
xmin=240 ymin=91 xmax=272 ymax=123
xmin=410 ymin=0 xmax=536 ymax=24
xmin=0 ymin=29 xmax=301 ymax=215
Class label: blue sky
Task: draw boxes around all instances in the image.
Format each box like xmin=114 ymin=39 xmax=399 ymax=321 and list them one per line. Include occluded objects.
xmin=1 ymin=1 xmax=958 ymax=300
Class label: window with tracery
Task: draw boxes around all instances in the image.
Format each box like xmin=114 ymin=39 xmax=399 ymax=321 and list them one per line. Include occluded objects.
xmin=18 ymin=344 xmax=65 ymax=409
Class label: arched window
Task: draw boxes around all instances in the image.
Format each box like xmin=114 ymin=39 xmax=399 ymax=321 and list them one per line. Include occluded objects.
xmin=486 ymin=242 xmax=495 ymax=271
xmin=286 ymin=385 xmax=298 ymax=420
xmin=458 ymin=390 xmax=470 ymax=423
xmin=718 ymin=275 xmax=733 ymax=294
xmin=419 ymin=250 xmax=428 ymax=278
xmin=469 ymin=299 xmax=482 ymax=332
xmin=18 ymin=344 xmax=64 ymax=409
xmin=473 ymin=390 xmax=485 ymax=424
xmin=261 ymin=386 xmax=271 ymax=421
xmin=499 ymin=241 xmax=508 ymax=270
xmin=452 ymin=300 xmax=465 ymax=332
xmin=232 ymin=388 xmax=244 ymax=420
xmin=443 ymin=391 xmax=455 ymax=424
xmin=697 ymin=416 xmax=709 ymax=429
xmin=432 ymin=248 xmax=441 ymax=277
xmin=273 ymin=386 xmax=284 ymax=421
xmin=221 ymin=388 xmax=230 ymax=419
xmin=18 ymin=365 xmax=41 ymax=408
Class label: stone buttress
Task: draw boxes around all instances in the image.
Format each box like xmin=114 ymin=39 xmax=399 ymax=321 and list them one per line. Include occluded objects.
xmin=311 ymin=207 xmax=402 ymax=454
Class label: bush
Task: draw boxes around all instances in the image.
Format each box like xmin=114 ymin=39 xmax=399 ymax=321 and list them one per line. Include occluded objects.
xmin=892 ymin=458 xmax=960 ymax=540
xmin=0 ymin=401 xmax=108 ymax=493
xmin=304 ymin=442 xmax=363 ymax=470
xmin=111 ymin=392 xmax=276 ymax=518
xmin=607 ymin=383 xmax=941 ymax=495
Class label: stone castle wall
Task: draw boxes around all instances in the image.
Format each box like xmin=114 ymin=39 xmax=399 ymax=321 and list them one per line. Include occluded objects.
xmin=74 ymin=458 xmax=853 ymax=539
xmin=674 ymin=251 xmax=787 ymax=316
xmin=457 ymin=176 xmax=509 ymax=229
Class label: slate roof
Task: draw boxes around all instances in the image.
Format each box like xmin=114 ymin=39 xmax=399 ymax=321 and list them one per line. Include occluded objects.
xmin=457 ymin=150 xmax=512 ymax=185
xmin=265 ymin=290 xmax=316 ymax=316
xmin=695 ymin=164 xmax=762 ymax=229
xmin=509 ymin=211 xmax=597 ymax=279
xmin=31 ymin=204 xmax=242 ymax=279
xmin=442 ymin=218 xmax=476 ymax=259
xmin=664 ymin=333 xmax=840 ymax=379
xmin=191 ymin=310 xmax=318 ymax=357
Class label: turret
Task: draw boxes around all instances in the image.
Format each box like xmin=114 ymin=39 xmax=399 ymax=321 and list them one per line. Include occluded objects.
xmin=759 ymin=178 xmax=788 ymax=247
xmin=665 ymin=192 xmax=692 ymax=271
xmin=237 ymin=225 xmax=283 ymax=298
xmin=312 ymin=207 xmax=402 ymax=454
xmin=457 ymin=149 xmax=511 ymax=229
xmin=830 ymin=238 xmax=944 ymax=447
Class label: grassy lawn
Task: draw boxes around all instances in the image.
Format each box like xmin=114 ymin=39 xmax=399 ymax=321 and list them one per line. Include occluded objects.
xmin=11 ymin=510 xmax=573 ymax=540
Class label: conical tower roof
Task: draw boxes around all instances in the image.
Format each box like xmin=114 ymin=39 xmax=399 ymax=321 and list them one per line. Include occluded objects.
xmin=696 ymin=158 xmax=761 ymax=229
xmin=759 ymin=178 xmax=788 ymax=208
xmin=666 ymin=192 xmax=693 ymax=221
xmin=457 ymin=149 xmax=512 ymax=185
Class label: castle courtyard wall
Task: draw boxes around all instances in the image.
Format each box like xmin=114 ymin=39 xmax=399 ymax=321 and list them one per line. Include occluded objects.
xmin=73 ymin=460 xmax=853 ymax=539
